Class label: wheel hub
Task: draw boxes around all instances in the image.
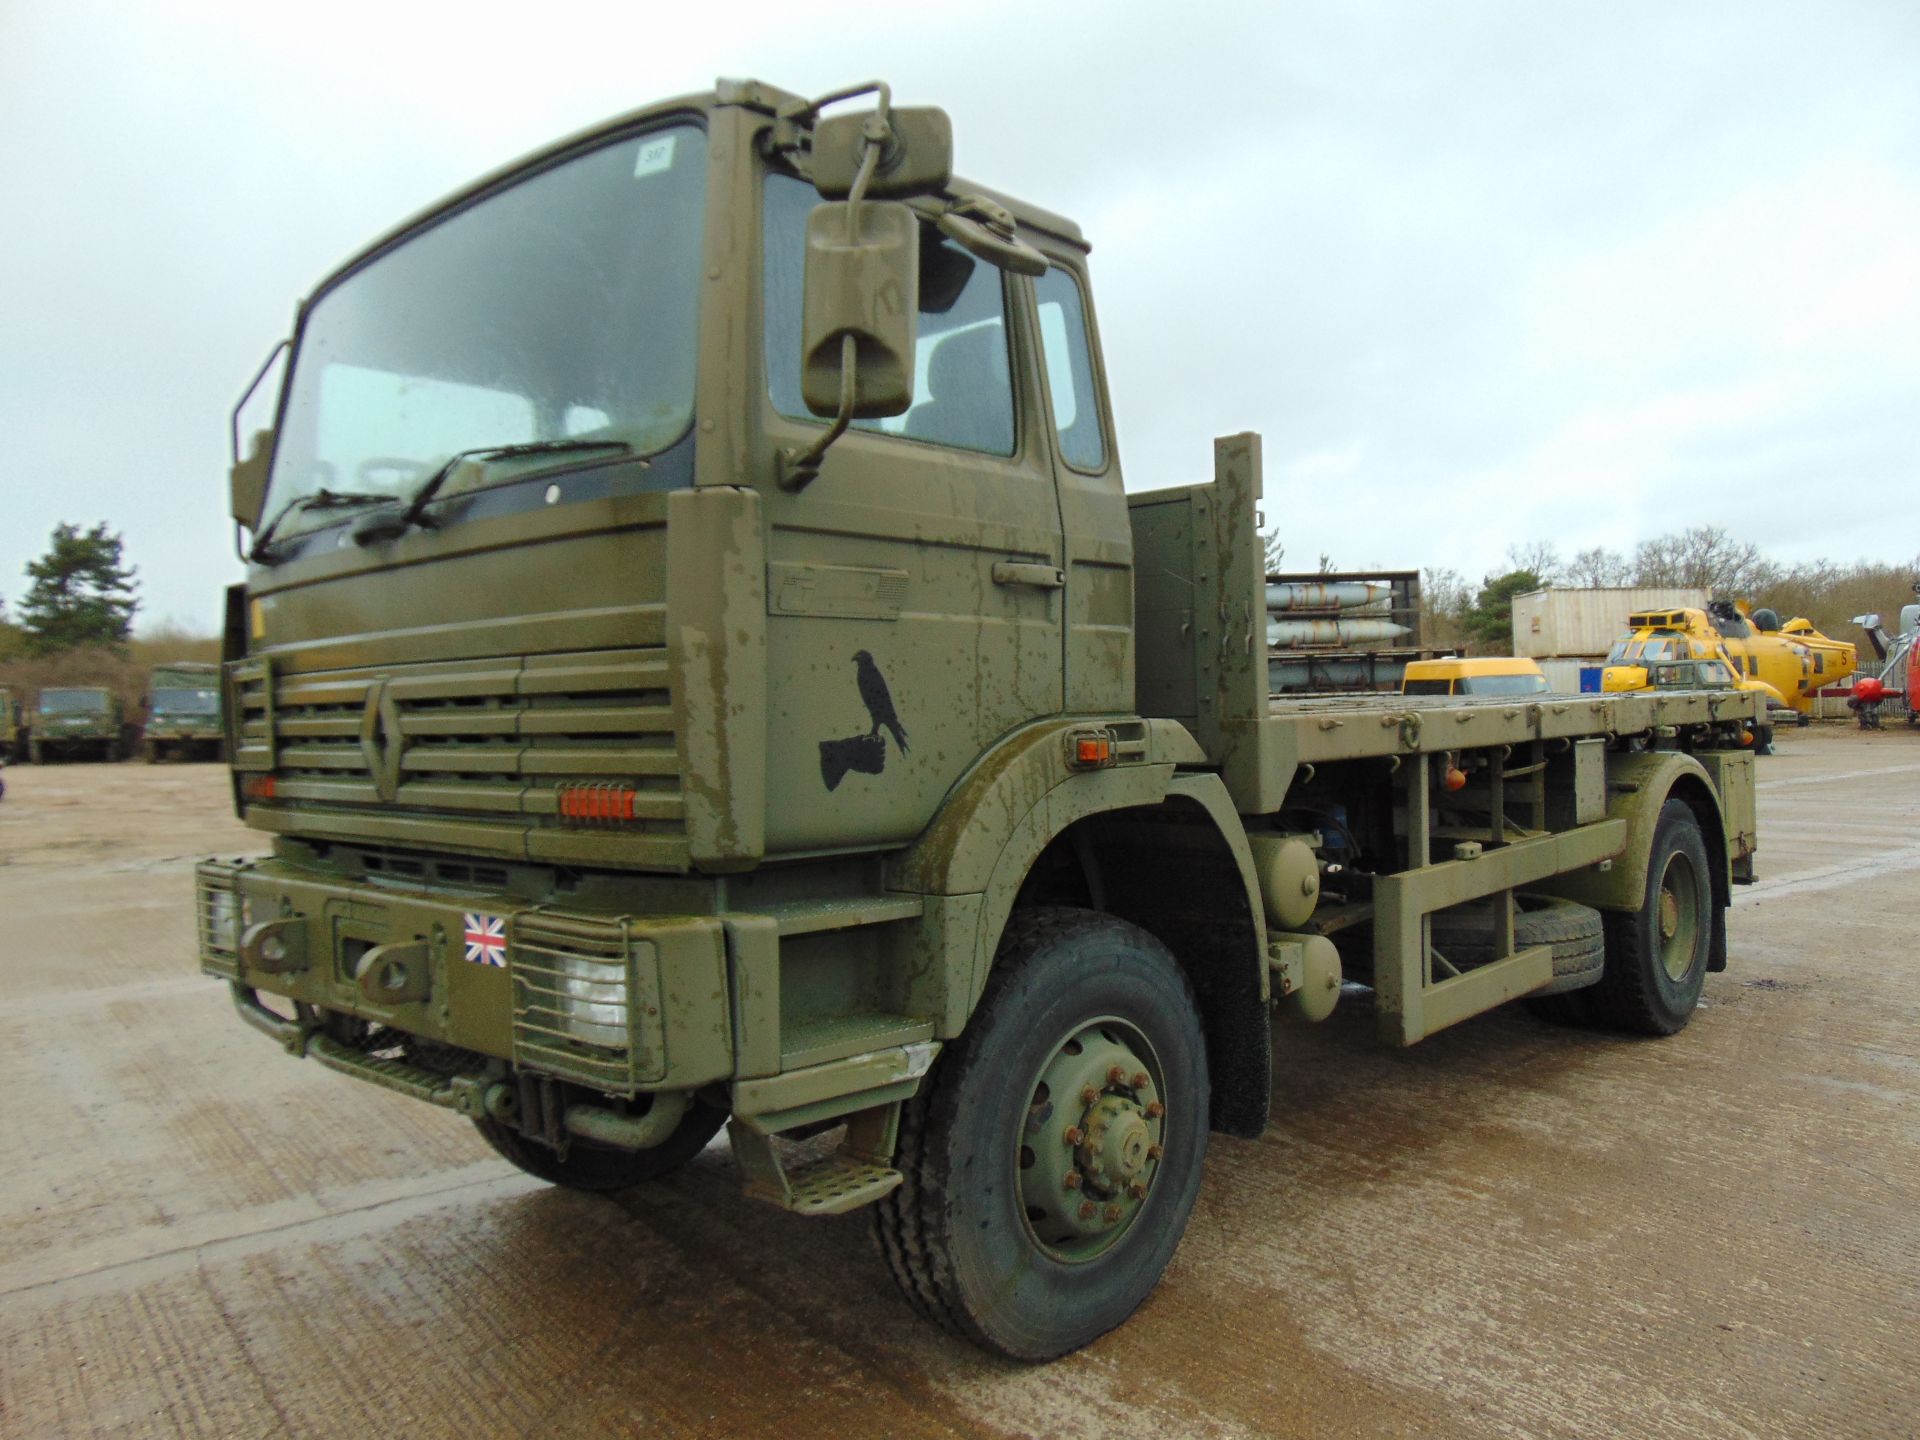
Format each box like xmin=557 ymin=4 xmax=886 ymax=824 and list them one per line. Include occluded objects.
xmin=1659 ymin=889 xmax=1680 ymax=941
xmin=1020 ymin=1022 xmax=1165 ymax=1259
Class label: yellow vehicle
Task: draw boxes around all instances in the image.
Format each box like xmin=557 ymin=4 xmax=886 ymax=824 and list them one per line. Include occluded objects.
xmin=1601 ymin=603 xmax=1849 ymax=722
xmin=1401 ymin=656 xmax=1549 ymax=697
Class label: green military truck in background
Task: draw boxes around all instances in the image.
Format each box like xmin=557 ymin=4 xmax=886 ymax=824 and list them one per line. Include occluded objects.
xmin=0 ymin=686 xmax=25 ymax=760
xmin=30 ymin=686 xmax=123 ymax=763
xmin=199 ymin=80 xmax=1763 ymax=1361
xmin=144 ymin=661 xmax=224 ymax=762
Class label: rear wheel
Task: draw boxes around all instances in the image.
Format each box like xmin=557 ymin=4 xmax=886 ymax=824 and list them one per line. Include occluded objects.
xmin=28 ymin=738 xmax=42 ymax=764
xmin=1588 ymin=799 xmax=1714 ymax=1035
xmin=875 ymin=907 xmax=1210 ymax=1361
xmin=473 ymin=1099 xmax=727 ymax=1192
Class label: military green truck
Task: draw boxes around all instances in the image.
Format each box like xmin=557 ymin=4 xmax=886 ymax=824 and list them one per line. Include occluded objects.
xmin=198 ymin=80 xmax=1763 ymax=1361
xmin=30 ymin=686 xmax=123 ymax=763
xmin=144 ymin=661 xmax=224 ymax=762
xmin=0 ymin=686 xmax=25 ymax=760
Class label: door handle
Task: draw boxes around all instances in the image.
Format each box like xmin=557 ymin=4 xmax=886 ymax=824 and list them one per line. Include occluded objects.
xmin=992 ymin=561 xmax=1066 ymax=590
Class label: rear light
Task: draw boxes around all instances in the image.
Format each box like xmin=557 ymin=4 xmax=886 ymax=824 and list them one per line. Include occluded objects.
xmin=243 ymin=775 xmax=277 ymax=801
xmin=558 ymin=783 xmax=639 ymax=822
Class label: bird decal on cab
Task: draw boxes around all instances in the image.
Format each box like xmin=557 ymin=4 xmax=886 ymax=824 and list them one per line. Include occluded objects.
xmin=819 ymin=649 xmax=908 ymax=792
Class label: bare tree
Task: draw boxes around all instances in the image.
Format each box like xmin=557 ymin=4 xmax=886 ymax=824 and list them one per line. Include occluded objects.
xmin=1567 ymin=545 xmax=1633 ymax=587
xmin=1421 ymin=566 xmax=1471 ymax=650
xmin=1503 ymin=540 xmax=1564 ymax=585
xmin=1632 ymin=526 xmax=1778 ymax=594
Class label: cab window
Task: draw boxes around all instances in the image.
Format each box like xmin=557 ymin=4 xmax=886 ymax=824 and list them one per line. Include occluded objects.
xmin=1403 ymin=679 xmax=1452 ymax=695
xmin=1034 ymin=266 xmax=1106 ymax=470
xmin=763 ymin=174 xmax=1015 ymax=456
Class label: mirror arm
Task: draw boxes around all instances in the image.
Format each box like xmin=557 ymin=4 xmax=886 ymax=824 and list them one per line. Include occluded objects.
xmin=780 ymin=334 xmax=858 ymax=492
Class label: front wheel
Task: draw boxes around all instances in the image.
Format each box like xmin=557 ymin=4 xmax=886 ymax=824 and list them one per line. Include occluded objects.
xmin=874 ymin=907 xmax=1210 ymax=1361
xmin=1589 ymin=798 xmax=1715 ymax=1035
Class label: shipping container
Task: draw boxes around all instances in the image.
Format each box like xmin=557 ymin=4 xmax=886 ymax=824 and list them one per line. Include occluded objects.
xmin=1511 ymin=587 xmax=1710 ymax=659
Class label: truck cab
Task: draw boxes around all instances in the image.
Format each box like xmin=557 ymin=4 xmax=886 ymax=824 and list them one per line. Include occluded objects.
xmin=144 ymin=662 xmax=224 ymax=762
xmin=30 ymin=686 xmax=123 ymax=763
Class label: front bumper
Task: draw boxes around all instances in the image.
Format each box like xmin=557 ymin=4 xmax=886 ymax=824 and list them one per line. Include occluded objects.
xmin=196 ymin=856 xmax=734 ymax=1096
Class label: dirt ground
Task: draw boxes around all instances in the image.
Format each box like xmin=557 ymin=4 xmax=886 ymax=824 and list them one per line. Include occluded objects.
xmin=2 ymin=727 xmax=1916 ymax=1440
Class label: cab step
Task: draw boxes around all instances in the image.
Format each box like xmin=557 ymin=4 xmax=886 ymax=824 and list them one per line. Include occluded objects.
xmin=781 ymin=1155 xmax=903 ymax=1216
xmin=729 ymin=1101 xmax=904 ymax=1216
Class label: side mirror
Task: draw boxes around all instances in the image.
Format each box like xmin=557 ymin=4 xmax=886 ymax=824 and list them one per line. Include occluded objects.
xmin=230 ymin=428 xmax=273 ymax=528
xmin=937 ymin=197 xmax=1049 ymax=278
xmin=800 ymin=201 xmax=919 ymax=419
xmin=811 ymin=106 xmax=952 ymax=200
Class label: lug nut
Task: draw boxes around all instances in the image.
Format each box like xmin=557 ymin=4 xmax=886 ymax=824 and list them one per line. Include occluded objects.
xmin=1064 ymin=1170 xmax=1083 ymax=1190
xmin=1145 ymin=1101 xmax=1166 ymax=1119
xmin=1131 ymin=1071 xmax=1149 ymax=1089
xmin=1129 ymin=1181 xmax=1148 ymax=1199
xmin=1107 ymin=1065 xmax=1127 ymax=1085
xmin=1064 ymin=1126 xmax=1084 ymax=1146
xmin=1147 ymin=1143 xmax=1164 ymax=1161
xmin=1079 ymin=1201 xmax=1097 ymax=1221
xmin=1080 ymin=1085 xmax=1099 ymax=1106
xmin=1104 ymin=1204 xmax=1123 ymax=1223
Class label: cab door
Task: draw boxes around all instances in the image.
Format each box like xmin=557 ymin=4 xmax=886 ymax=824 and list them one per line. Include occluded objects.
xmin=757 ymin=174 xmax=1064 ymax=853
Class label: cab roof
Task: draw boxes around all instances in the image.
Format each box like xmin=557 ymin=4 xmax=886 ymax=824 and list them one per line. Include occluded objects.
xmin=305 ymin=79 xmax=1084 ymax=304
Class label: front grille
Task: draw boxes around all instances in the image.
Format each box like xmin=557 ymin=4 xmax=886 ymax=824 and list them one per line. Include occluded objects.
xmin=510 ymin=911 xmax=666 ymax=1095
xmin=229 ymin=647 xmax=688 ymax=867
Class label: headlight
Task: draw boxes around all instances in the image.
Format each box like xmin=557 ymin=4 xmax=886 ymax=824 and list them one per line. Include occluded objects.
xmin=550 ymin=956 xmax=627 ymax=1048
xmin=205 ymin=887 xmax=238 ymax=949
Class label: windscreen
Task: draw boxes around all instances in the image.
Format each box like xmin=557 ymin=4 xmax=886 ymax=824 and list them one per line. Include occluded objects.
xmin=262 ymin=123 xmax=708 ymax=531
xmin=153 ymin=687 xmax=220 ymax=715
xmin=40 ymin=689 xmax=108 ymax=713
xmin=1458 ymin=674 xmax=1550 ymax=696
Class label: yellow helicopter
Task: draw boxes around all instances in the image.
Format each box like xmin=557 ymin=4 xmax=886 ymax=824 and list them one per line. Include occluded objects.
xmin=1600 ymin=600 xmax=1854 ymax=726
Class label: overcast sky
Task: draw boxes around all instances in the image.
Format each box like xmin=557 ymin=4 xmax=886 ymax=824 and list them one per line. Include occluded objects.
xmin=3 ymin=0 xmax=1916 ymax=630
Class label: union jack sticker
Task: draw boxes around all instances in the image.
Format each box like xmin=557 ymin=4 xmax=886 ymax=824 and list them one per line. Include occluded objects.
xmin=463 ymin=912 xmax=507 ymax=967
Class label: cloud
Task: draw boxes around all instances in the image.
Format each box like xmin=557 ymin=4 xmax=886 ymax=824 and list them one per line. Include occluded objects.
xmin=1 ymin=0 xmax=1916 ymax=628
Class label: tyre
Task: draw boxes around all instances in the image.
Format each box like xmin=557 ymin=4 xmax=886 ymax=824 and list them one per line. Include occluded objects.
xmin=1753 ymin=723 xmax=1774 ymax=755
xmin=874 ymin=906 xmax=1210 ymax=1361
xmin=104 ymin=740 xmax=121 ymax=763
xmin=144 ymin=741 xmax=159 ymax=764
xmin=28 ymin=738 xmax=42 ymax=765
xmin=1427 ymin=894 xmax=1606 ymax=998
xmin=472 ymin=1098 xmax=727 ymax=1192
xmin=1587 ymin=798 xmax=1714 ymax=1035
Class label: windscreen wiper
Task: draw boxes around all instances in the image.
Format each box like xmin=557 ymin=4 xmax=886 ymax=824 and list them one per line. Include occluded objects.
xmin=249 ymin=487 xmax=393 ymax=563
xmin=354 ymin=439 xmax=634 ymax=546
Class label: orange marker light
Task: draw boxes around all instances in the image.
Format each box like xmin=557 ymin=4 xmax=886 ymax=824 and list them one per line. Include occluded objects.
xmin=243 ymin=775 xmax=278 ymax=801
xmin=559 ymin=784 xmax=639 ymax=822
xmin=1075 ymin=737 xmax=1112 ymax=766
xmin=1443 ymin=767 xmax=1468 ymax=792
